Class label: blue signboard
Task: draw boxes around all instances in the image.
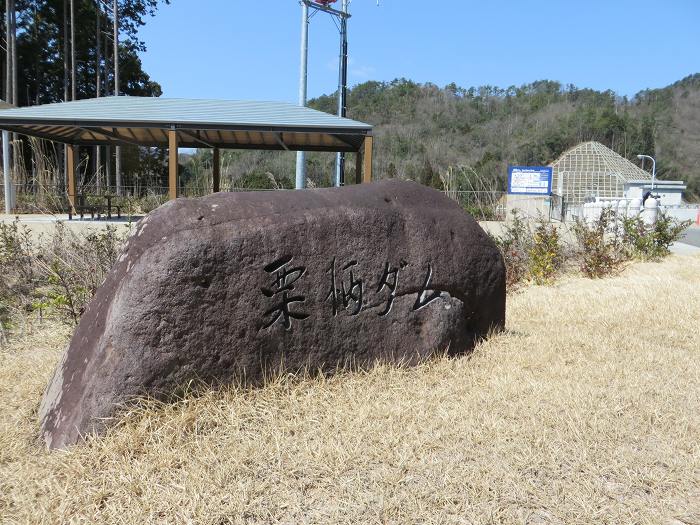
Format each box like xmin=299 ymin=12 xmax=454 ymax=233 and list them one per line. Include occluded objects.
xmin=507 ymin=166 xmax=552 ymax=195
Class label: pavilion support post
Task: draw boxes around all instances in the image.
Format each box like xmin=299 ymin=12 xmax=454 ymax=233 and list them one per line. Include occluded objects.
xmin=362 ymin=135 xmax=373 ymax=184
xmin=355 ymin=135 xmax=374 ymax=184
xmin=212 ymin=147 xmax=221 ymax=193
xmin=168 ymin=128 xmax=178 ymax=200
xmin=66 ymin=144 xmax=78 ymax=213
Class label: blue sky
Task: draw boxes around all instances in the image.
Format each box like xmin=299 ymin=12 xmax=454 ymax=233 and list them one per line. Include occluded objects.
xmin=138 ymin=0 xmax=700 ymax=102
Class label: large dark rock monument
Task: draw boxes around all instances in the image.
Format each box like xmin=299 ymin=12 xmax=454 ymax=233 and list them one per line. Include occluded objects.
xmin=39 ymin=180 xmax=505 ymax=449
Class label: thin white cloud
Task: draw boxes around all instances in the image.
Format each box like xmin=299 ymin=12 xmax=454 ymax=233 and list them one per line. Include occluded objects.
xmin=350 ymin=64 xmax=375 ymax=79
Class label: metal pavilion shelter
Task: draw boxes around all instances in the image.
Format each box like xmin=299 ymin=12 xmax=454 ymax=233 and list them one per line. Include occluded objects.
xmin=0 ymin=96 xmax=374 ymax=211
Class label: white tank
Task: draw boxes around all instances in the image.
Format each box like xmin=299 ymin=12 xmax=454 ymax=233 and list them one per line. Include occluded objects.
xmin=611 ymin=200 xmax=622 ymax=229
xmin=628 ymin=198 xmax=642 ymax=218
xmin=584 ymin=201 xmax=598 ymax=225
xmin=616 ymin=199 xmax=628 ymax=218
xmin=609 ymin=200 xmax=619 ymax=217
xmin=643 ymin=197 xmax=659 ymax=226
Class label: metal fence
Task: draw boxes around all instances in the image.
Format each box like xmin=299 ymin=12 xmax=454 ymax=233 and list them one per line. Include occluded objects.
xmin=0 ymin=182 xmax=296 ymax=215
xmin=2 ymin=182 xmax=509 ymax=221
xmin=549 ymin=193 xmax=567 ymax=222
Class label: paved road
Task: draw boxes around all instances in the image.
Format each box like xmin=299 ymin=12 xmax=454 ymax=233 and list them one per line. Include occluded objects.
xmin=681 ymin=228 xmax=700 ymax=248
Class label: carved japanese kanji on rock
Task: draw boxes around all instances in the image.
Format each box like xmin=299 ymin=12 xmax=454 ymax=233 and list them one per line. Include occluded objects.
xmin=39 ymin=180 xmax=506 ymax=449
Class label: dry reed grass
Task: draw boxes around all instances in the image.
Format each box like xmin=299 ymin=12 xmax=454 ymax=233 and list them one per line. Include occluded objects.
xmin=1 ymin=256 xmax=699 ymax=524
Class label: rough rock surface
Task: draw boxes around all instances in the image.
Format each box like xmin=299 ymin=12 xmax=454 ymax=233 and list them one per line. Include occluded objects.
xmin=39 ymin=180 xmax=506 ymax=449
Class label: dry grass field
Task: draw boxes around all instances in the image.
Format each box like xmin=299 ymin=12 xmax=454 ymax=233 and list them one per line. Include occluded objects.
xmin=1 ymin=255 xmax=699 ymax=524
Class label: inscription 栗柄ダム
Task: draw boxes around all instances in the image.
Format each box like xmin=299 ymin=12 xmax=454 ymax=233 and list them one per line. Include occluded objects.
xmin=263 ymin=257 xmax=444 ymax=330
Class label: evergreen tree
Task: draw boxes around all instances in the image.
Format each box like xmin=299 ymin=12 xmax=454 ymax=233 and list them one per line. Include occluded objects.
xmin=2 ymin=0 xmax=168 ymax=106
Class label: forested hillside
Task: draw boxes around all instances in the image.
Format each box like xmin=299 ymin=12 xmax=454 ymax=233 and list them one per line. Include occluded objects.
xmin=198 ymin=74 xmax=700 ymax=200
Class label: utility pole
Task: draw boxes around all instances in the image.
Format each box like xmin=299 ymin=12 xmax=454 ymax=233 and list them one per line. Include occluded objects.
xmin=113 ymin=0 xmax=122 ymax=196
xmin=104 ymin=5 xmax=111 ymax=191
xmin=3 ymin=0 xmax=15 ymax=213
xmin=95 ymin=1 xmax=102 ymax=192
xmin=63 ymin=0 xmax=69 ymax=102
xmin=2 ymin=128 xmax=10 ymax=213
xmin=113 ymin=0 xmax=119 ymax=99
xmin=10 ymin=0 xmax=16 ymax=106
xmin=96 ymin=2 xmax=101 ymax=98
xmin=70 ymin=0 xmax=76 ymax=101
xmin=62 ymin=0 xmax=69 ymax=192
xmin=2 ymin=13 xmax=9 ymax=212
xmin=334 ymin=0 xmax=349 ymax=186
xmin=70 ymin=0 xmax=79 ymax=199
xmin=5 ymin=0 xmax=12 ymax=106
xmin=296 ymin=0 xmax=352 ymax=189
xmin=295 ymin=1 xmax=309 ymax=190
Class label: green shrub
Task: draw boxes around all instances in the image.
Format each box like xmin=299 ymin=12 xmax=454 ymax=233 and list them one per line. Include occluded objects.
xmin=236 ymin=171 xmax=293 ymax=190
xmin=528 ymin=221 xmax=563 ymax=285
xmin=572 ymin=208 xmax=626 ymax=278
xmin=622 ymin=212 xmax=691 ymax=260
xmin=493 ymin=212 xmax=564 ymax=288
xmin=0 ymin=220 xmax=128 ymax=337
xmin=35 ymin=223 xmax=127 ymax=323
xmin=491 ymin=211 xmax=532 ymax=290
xmin=0 ymin=219 xmax=37 ymax=329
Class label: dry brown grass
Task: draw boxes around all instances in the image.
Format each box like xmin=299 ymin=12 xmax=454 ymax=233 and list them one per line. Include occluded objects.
xmin=1 ymin=256 xmax=699 ymax=524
